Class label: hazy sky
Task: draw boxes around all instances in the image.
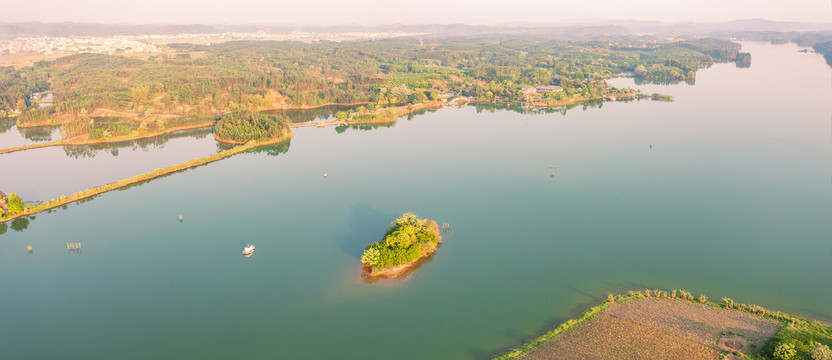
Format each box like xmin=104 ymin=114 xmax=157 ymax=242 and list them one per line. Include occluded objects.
xmin=4 ymin=0 xmax=831 ymax=25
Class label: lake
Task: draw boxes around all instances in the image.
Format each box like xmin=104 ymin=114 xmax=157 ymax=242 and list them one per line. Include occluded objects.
xmin=0 ymin=42 xmax=830 ymax=359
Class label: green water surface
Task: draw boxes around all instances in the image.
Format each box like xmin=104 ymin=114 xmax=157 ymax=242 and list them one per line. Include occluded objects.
xmin=0 ymin=42 xmax=830 ymax=359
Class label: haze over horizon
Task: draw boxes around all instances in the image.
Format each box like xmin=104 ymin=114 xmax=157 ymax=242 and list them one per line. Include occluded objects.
xmin=4 ymin=0 xmax=831 ymax=26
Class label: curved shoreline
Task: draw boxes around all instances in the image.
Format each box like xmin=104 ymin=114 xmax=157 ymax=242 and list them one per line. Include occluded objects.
xmin=0 ymin=130 xmax=293 ymax=224
xmin=212 ymin=133 xmax=246 ymax=145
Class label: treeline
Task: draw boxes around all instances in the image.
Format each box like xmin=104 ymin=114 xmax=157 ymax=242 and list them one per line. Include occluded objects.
xmin=0 ymin=36 xmax=745 ymax=123
xmin=214 ymin=111 xmax=289 ymax=143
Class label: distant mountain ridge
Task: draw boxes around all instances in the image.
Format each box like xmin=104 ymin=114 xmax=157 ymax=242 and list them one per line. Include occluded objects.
xmin=1 ymin=19 xmax=831 ymax=40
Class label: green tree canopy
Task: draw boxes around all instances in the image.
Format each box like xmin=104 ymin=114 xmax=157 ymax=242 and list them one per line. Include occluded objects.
xmin=215 ymin=111 xmax=289 ymax=143
xmin=7 ymin=193 xmax=24 ymax=213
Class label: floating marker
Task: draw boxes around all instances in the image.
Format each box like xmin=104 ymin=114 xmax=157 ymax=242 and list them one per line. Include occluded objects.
xmin=179 ymin=214 xmax=183 ymax=221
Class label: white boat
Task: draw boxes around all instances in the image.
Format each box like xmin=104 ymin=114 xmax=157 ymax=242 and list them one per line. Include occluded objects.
xmin=242 ymin=244 xmax=255 ymax=256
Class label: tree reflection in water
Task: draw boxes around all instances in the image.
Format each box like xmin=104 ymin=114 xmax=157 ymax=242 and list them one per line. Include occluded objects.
xmin=61 ymin=127 xmax=215 ymax=159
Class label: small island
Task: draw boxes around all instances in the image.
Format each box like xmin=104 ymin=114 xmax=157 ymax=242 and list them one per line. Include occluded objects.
xmin=360 ymin=213 xmax=442 ymax=277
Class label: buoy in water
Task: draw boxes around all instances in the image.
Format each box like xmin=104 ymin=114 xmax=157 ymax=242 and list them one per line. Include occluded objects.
xmin=323 ymin=172 xmax=327 ymax=178
xmin=179 ymin=214 xmax=183 ymax=221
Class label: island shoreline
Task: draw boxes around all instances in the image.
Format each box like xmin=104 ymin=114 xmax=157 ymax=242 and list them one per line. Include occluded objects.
xmin=364 ymin=219 xmax=442 ymax=277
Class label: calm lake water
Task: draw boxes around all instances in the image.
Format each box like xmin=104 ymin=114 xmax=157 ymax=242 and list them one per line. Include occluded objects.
xmin=1 ymin=42 xmax=830 ymax=359
xmin=0 ymin=127 xmax=226 ymax=201
xmin=0 ymin=119 xmax=61 ymax=148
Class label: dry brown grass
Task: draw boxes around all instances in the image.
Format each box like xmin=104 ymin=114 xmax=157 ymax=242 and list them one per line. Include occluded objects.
xmin=606 ymin=298 xmax=779 ymax=349
xmin=519 ymin=298 xmax=780 ymax=360
xmin=522 ymin=312 xmax=720 ymax=360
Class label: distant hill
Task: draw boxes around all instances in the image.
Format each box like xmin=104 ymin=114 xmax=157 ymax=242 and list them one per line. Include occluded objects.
xmin=1 ymin=19 xmax=831 ymax=40
xmin=541 ymin=18 xmax=832 ymax=36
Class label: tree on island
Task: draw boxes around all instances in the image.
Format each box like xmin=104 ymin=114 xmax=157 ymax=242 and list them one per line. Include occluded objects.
xmin=360 ymin=213 xmax=440 ymax=272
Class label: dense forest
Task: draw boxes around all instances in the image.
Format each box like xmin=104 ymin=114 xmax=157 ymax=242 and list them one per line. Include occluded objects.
xmin=0 ymin=36 xmax=744 ymax=129
xmin=214 ymin=111 xmax=290 ymax=143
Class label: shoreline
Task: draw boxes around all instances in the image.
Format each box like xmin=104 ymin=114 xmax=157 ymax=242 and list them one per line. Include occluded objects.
xmin=0 ymin=130 xmax=293 ymax=224
xmin=2 ymin=95 xmax=620 ymax=156
xmin=12 ymin=100 xmax=368 ymax=129
xmin=0 ymin=121 xmax=215 ymax=155
xmin=212 ymin=133 xmax=246 ymax=145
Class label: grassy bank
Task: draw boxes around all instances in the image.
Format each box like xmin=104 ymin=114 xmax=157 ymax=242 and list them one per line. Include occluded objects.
xmin=0 ymin=130 xmax=293 ymax=225
xmin=0 ymin=141 xmax=63 ymax=155
xmin=494 ymin=289 xmax=831 ymax=360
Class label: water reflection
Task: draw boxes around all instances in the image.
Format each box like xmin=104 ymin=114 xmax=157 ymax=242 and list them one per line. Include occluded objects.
xmin=634 ymin=77 xmax=697 ymax=86
xmin=246 ymin=139 xmax=291 ymax=156
xmin=472 ymin=99 xmax=610 ymax=116
xmin=334 ymin=123 xmax=396 ymax=133
xmin=0 ymin=118 xmax=15 ymax=134
xmin=20 ymin=126 xmax=59 ymax=142
xmin=61 ymin=127 xmax=215 ymax=159
xmin=262 ymin=105 xmax=360 ymax=124
xmin=406 ymin=107 xmax=440 ymax=120
xmin=10 ymin=217 xmax=30 ymax=232
xmin=216 ymin=141 xmax=235 ymax=152
xmin=0 ymin=118 xmax=61 ymax=148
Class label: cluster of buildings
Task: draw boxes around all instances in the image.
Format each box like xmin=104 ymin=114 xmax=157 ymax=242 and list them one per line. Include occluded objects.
xmin=2 ymin=36 xmax=161 ymax=56
xmin=1 ymin=31 xmax=423 ymax=57
xmin=521 ymin=85 xmax=564 ymax=96
xmin=130 ymin=31 xmax=423 ymax=45
xmin=30 ymin=93 xmax=54 ymax=108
